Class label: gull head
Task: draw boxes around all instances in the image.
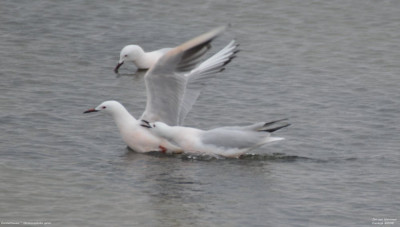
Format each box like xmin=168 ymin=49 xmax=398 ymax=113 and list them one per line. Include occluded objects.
xmin=114 ymin=45 xmax=144 ymax=73
xmin=83 ymin=100 xmax=124 ymax=115
xmin=140 ymin=120 xmax=170 ymax=136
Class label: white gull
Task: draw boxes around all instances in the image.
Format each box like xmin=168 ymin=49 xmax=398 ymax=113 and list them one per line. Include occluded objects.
xmin=85 ymin=26 xmax=239 ymax=153
xmin=140 ymin=119 xmax=290 ymax=158
xmin=114 ymin=45 xmax=171 ymax=73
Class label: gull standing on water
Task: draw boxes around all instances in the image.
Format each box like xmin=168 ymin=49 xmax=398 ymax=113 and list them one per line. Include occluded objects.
xmin=85 ymin=26 xmax=239 ymax=153
xmin=140 ymin=119 xmax=290 ymax=158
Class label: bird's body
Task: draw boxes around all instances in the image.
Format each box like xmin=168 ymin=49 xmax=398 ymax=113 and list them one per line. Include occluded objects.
xmin=141 ymin=119 xmax=290 ymax=158
xmin=85 ymin=101 xmax=182 ymax=153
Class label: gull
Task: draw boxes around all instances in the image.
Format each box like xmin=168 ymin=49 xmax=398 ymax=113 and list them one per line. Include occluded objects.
xmin=140 ymin=119 xmax=291 ymax=158
xmin=114 ymin=26 xmax=236 ymax=73
xmin=114 ymin=45 xmax=171 ymax=73
xmin=84 ymin=100 xmax=183 ymax=153
xmin=84 ymin=26 xmax=239 ymax=153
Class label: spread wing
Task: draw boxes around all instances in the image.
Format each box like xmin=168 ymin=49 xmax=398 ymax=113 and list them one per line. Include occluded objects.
xmin=178 ymin=40 xmax=239 ymax=125
xmin=140 ymin=26 xmax=226 ymax=125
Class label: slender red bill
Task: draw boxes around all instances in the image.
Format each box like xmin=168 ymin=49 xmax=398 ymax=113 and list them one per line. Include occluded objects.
xmin=83 ymin=108 xmax=98 ymax=114
xmin=114 ymin=62 xmax=124 ymax=73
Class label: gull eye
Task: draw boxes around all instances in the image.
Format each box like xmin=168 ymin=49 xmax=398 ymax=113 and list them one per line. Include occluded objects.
xmin=153 ymin=124 xmax=156 ymax=127
xmin=102 ymin=106 xmax=106 ymax=109
xmin=124 ymin=54 xmax=128 ymax=57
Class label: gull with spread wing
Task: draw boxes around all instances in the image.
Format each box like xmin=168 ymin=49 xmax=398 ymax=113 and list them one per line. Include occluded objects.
xmin=140 ymin=119 xmax=290 ymax=158
xmin=84 ymin=26 xmax=239 ymax=153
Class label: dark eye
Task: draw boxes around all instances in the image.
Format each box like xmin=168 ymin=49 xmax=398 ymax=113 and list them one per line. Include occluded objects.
xmin=124 ymin=54 xmax=128 ymax=57
xmin=102 ymin=106 xmax=106 ymax=109
xmin=153 ymin=124 xmax=156 ymax=127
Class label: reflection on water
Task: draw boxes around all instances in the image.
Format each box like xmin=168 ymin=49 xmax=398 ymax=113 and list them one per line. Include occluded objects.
xmin=121 ymin=147 xmax=355 ymax=164
xmin=115 ymin=69 xmax=148 ymax=79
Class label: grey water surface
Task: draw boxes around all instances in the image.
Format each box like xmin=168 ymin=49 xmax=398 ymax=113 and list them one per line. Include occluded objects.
xmin=1 ymin=0 xmax=399 ymax=226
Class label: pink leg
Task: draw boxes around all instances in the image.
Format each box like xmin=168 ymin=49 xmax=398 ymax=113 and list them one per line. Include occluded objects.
xmin=159 ymin=146 xmax=167 ymax=153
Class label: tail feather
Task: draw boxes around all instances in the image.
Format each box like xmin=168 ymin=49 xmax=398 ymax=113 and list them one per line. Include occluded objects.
xmin=262 ymin=123 xmax=291 ymax=133
xmin=262 ymin=118 xmax=288 ymax=128
xmin=259 ymin=119 xmax=290 ymax=133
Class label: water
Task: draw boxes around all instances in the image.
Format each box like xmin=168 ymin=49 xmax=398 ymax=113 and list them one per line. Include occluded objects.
xmin=1 ymin=0 xmax=399 ymax=226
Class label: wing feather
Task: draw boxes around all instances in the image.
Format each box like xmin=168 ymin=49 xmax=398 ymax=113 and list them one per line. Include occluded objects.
xmin=140 ymin=26 xmax=227 ymax=125
xmin=178 ymin=40 xmax=239 ymax=125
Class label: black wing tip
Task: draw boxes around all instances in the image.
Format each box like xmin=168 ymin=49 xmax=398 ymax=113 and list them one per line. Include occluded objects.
xmin=221 ymin=53 xmax=239 ymax=68
xmin=140 ymin=119 xmax=152 ymax=128
xmin=140 ymin=124 xmax=152 ymax=128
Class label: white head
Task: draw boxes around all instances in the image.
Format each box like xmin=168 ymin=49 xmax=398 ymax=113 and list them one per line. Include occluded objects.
xmin=140 ymin=120 xmax=171 ymax=137
xmin=114 ymin=45 xmax=144 ymax=73
xmin=83 ymin=100 xmax=126 ymax=115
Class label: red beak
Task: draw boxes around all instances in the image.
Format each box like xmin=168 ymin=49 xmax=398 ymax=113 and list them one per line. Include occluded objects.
xmin=83 ymin=108 xmax=98 ymax=114
xmin=114 ymin=62 xmax=124 ymax=73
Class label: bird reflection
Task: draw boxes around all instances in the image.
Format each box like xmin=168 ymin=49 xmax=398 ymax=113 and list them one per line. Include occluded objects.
xmin=115 ymin=69 xmax=148 ymax=80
